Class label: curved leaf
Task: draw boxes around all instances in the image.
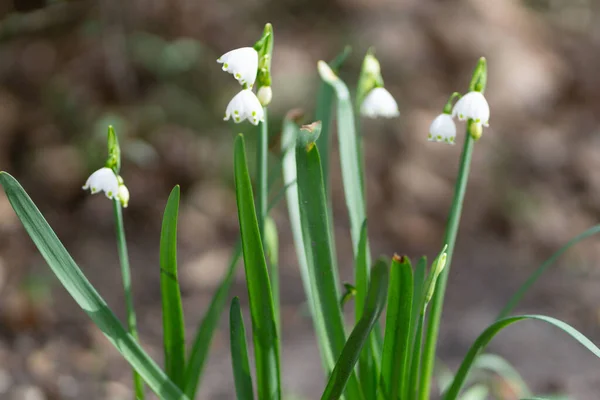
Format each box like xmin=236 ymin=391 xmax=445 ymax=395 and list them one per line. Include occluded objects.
xmin=321 ymin=259 xmax=388 ymax=400
xmin=184 ymin=243 xmax=241 ymax=398
xmin=444 ymin=315 xmax=600 ymax=400
xmin=498 ymin=225 xmax=600 ymax=319
xmin=0 ymin=172 xmax=186 ymax=400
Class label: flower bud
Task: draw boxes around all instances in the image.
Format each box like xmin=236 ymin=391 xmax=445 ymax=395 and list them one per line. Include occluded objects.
xmin=257 ymin=86 xmax=272 ymax=106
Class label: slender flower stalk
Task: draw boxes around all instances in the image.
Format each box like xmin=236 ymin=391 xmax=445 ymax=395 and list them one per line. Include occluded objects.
xmin=419 ymin=57 xmax=487 ymax=400
xmin=113 ymin=199 xmax=145 ymax=399
xmin=103 ymin=126 xmax=144 ymax=399
xmin=254 ymin=23 xmax=274 ymax=244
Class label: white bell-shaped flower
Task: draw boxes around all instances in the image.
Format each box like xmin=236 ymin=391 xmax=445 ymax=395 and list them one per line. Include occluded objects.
xmin=82 ymin=167 xmax=119 ymax=199
xmin=224 ymin=89 xmax=265 ymax=125
xmin=360 ymin=87 xmax=400 ymax=118
xmin=452 ymin=91 xmax=490 ymax=126
xmin=428 ymin=113 xmax=457 ymax=144
xmin=217 ymin=47 xmax=259 ymax=87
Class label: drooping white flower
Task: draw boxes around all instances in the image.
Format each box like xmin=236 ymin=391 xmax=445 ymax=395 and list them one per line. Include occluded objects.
xmin=452 ymin=91 xmax=490 ymax=126
xmin=257 ymin=86 xmax=272 ymax=106
xmin=428 ymin=113 xmax=457 ymax=144
xmin=217 ymin=47 xmax=259 ymax=87
xmin=360 ymin=87 xmax=400 ymax=118
xmin=224 ymin=89 xmax=265 ymax=125
xmin=82 ymin=167 xmax=120 ymax=199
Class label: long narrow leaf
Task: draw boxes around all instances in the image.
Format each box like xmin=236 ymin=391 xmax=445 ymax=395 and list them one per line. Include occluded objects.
xmin=282 ymin=116 xmax=335 ymax=373
xmin=498 ymin=225 xmax=600 ymax=319
xmin=321 ymin=259 xmax=388 ymax=400
xmin=355 ymin=221 xmax=375 ymax=398
xmin=295 ymin=127 xmax=363 ymax=400
xmin=406 ymin=257 xmax=427 ymax=399
xmin=318 ymin=61 xmax=369 ymax=260
xmin=380 ymin=255 xmax=413 ymax=399
xmin=315 ymin=45 xmax=352 ymax=189
xmin=443 ymin=315 xmax=600 ymax=400
xmin=230 ymin=297 xmax=255 ymax=400
xmin=234 ymin=135 xmax=281 ymax=400
xmin=184 ymin=242 xmax=241 ymax=398
xmin=265 ymin=216 xmax=281 ymax=334
xmin=0 ymin=172 xmax=187 ymax=400
xmin=160 ymin=186 xmax=186 ymax=389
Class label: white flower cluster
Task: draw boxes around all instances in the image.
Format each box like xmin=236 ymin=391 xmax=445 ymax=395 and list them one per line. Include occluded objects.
xmin=429 ymin=91 xmax=490 ymax=145
xmin=82 ymin=167 xmax=130 ymax=208
xmin=218 ymin=47 xmax=267 ymax=125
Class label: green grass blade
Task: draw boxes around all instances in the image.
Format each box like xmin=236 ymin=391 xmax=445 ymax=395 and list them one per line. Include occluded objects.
xmin=406 ymin=257 xmax=427 ymax=399
xmin=497 ymin=225 xmax=600 ymax=319
xmin=380 ymin=255 xmax=413 ymax=400
xmin=0 ymin=172 xmax=187 ymax=400
xmin=265 ymin=216 xmax=281 ymax=333
xmin=321 ymin=259 xmax=388 ymax=400
xmin=184 ymin=242 xmax=241 ymax=398
xmin=230 ymin=297 xmax=255 ymax=400
xmin=281 ymin=116 xmax=335 ymax=373
xmin=234 ymin=135 xmax=281 ymax=400
xmin=316 ymin=45 xmax=352 ymax=190
xmin=295 ymin=128 xmax=363 ymax=400
xmin=318 ymin=62 xmax=369 ymax=260
xmin=443 ymin=315 xmax=600 ymax=400
xmin=160 ymin=186 xmax=186 ymax=389
xmin=355 ymin=221 xmax=375 ymax=398
xmin=407 ymin=313 xmax=425 ymax=400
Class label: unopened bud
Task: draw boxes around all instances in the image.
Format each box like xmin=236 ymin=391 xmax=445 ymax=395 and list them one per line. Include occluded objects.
xmin=257 ymin=86 xmax=272 ymax=106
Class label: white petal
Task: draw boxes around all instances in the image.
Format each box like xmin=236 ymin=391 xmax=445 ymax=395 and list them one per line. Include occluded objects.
xmin=224 ymin=89 xmax=264 ymax=125
xmin=360 ymin=88 xmax=400 ymax=119
xmin=428 ymin=113 xmax=456 ymax=144
xmin=452 ymin=91 xmax=490 ymax=126
xmin=217 ymin=47 xmax=259 ymax=87
xmin=82 ymin=167 xmax=119 ymax=199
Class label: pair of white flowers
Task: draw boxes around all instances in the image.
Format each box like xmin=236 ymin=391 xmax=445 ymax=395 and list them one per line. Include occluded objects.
xmin=82 ymin=167 xmax=130 ymax=208
xmin=428 ymin=91 xmax=490 ymax=144
xmin=218 ymin=47 xmax=270 ymax=126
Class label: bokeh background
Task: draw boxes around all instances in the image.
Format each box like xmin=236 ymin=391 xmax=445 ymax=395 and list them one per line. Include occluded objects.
xmin=1 ymin=0 xmax=600 ymax=398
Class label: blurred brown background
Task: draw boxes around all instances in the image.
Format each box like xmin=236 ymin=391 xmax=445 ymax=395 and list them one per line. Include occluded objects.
xmin=1 ymin=0 xmax=600 ymax=399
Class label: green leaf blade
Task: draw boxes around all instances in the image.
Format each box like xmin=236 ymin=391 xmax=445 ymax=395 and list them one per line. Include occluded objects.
xmin=234 ymin=136 xmax=281 ymax=400
xmin=498 ymin=225 xmax=600 ymax=319
xmin=295 ymin=140 xmax=363 ymax=400
xmin=0 ymin=172 xmax=186 ymax=400
xmin=355 ymin=221 xmax=375 ymax=398
xmin=444 ymin=315 xmax=600 ymax=400
xmin=380 ymin=255 xmax=414 ymax=400
xmin=160 ymin=186 xmax=186 ymax=389
xmin=184 ymin=243 xmax=242 ymax=398
xmin=321 ymin=259 xmax=389 ymax=400
xmin=281 ymin=116 xmax=335 ymax=373
xmin=230 ymin=297 xmax=255 ymax=400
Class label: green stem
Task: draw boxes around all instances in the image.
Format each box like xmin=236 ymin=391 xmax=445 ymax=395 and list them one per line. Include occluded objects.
xmin=257 ymin=109 xmax=269 ymax=243
xmin=113 ymin=200 xmax=145 ymax=400
xmin=419 ymin=130 xmax=475 ymax=400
